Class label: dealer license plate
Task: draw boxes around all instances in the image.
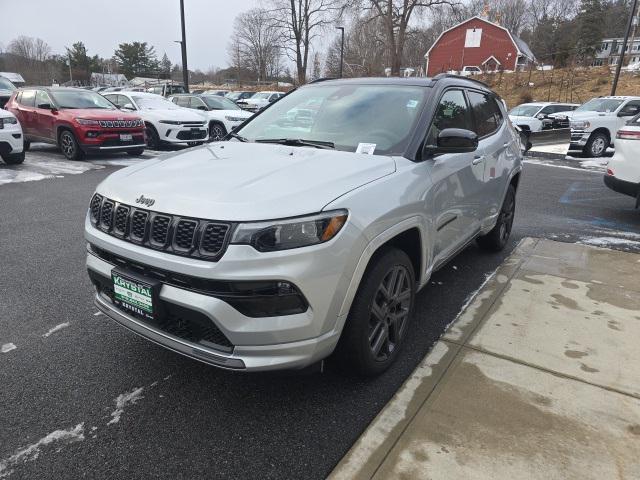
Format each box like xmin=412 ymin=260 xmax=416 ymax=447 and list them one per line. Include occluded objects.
xmin=112 ymin=270 xmax=156 ymax=321
xmin=120 ymin=134 xmax=133 ymax=142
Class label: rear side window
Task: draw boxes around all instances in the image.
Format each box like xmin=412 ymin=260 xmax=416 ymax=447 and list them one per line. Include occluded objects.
xmin=19 ymin=90 xmax=36 ymax=107
xmin=426 ymin=89 xmax=473 ymax=146
xmin=468 ymin=91 xmax=503 ymax=137
xmin=175 ymin=96 xmax=190 ymax=108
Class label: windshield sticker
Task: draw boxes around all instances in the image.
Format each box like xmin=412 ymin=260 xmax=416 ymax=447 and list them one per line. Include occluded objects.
xmin=356 ymin=143 xmax=376 ymax=155
xmin=407 ymin=100 xmax=419 ymax=109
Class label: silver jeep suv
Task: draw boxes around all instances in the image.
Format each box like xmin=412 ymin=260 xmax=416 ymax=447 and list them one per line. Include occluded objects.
xmin=85 ymin=75 xmax=522 ymax=375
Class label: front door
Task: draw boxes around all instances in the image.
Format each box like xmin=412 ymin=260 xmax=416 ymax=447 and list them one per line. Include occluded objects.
xmin=34 ymin=90 xmax=56 ymax=141
xmin=425 ymin=89 xmax=486 ymax=265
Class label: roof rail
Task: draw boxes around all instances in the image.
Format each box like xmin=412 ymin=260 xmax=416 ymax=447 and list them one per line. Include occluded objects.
xmin=308 ymin=77 xmax=338 ymax=84
xmin=432 ymin=73 xmax=490 ymax=89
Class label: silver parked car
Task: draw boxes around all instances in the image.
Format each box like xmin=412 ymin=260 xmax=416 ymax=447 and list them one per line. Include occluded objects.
xmin=85 ymin=75 xmax=522 ymax=375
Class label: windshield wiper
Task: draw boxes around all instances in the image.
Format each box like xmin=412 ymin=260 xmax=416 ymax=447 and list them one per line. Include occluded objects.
xmin=228 ymin=132 xmax=248 ymax=142
xmin=255 ymin=138 xmax=335 ymax=149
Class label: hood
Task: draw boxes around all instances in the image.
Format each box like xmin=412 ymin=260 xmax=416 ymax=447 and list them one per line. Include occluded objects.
xmin=62 ymin=108 xmax=140 ymax=120
xmin=0 ymin=88 xmax=13 ymax=98
xmin=206 ymin=109 xmax=252 ymax=120
xmin=509 ymin=115 xmax=537 ymax=123
xmin=0 ymin=109 xmax=16 ymax=119
xmin=560 ymin=110 xmax=610 ymax=121
xmin=97 ymin=142 xmax=396 ymax=221
xmin=142 ymin=107 xmax=206 ymax=122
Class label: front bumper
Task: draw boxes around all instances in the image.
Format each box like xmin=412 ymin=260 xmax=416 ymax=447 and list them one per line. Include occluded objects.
xmin=85 ymin=220 xmax=359 ymax=371
xmin=158 ymin=124 xmax=208 ymax=144
xmin=604 ymin=173 xmax=640 ymax=198
xmin=0 ymin=125 xmax=24 ymax=155
xmin=569 ymin=130 xmax=590 ymax=149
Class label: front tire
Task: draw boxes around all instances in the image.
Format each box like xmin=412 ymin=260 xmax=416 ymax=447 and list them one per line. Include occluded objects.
xmin=584 ymin=132 xmax=609 ymax=158
xmin=2 ymin=151 xmax=25 ymax=165
xmin=335 ymin=248 xmax=416 ymax=376
xmin=477 ymin=184 xmax=516 ymax=252
xmin=59 ymin=130 xmax=85 ymax=161
xmin=209 ymin=122 xmax=227 ymax=142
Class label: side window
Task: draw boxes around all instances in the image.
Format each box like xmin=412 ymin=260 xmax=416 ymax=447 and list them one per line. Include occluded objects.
xmin=621 ymin=100 xmax=640 ymax=116
xmin=539 ymin=106 xmax=554 ymax=115
xmin=20 ymin=90 xmax=36 ymax=107
xmin=176 ymin=96 xmax=191 ymax=108
xmin=35 ymin=90 xmax=52 ymax=108
xmin=468 ymin=91 xmax=503 ymax=137
xmin=104 ymin=94 xmax=118 ymax=106
xmin=426 ymin=89 xmax=472 ymax=146
xmin=190 ymin=97 xmax=206 ymax=109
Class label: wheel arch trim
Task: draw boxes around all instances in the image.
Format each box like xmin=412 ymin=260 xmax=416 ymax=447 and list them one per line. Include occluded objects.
xmin=338 ymin=216 xmax=429 ymax=318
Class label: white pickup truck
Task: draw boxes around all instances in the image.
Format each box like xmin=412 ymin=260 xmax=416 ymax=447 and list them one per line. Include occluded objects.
xmin=563 ymin=96 xmax=640 ymax=157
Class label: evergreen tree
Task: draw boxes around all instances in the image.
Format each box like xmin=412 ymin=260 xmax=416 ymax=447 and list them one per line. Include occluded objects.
xmin=113 ymin=42 xmax=159 ymax=78
xmin=575 ymin=0 xmax=606 ymax=63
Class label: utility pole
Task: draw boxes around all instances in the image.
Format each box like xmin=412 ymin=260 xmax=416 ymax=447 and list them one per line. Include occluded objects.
xmin=612 ymin=0 xmax=639 ymax=95
xmin=336 ymin=26 xmax=345 ymax=78
xmin=179 ymin=0 xmax=189 ymax=92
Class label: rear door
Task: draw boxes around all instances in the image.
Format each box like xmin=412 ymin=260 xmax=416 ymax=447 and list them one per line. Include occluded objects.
xmin=34 ymin=90 xmax=56 ymax=140
xmin=467 ymin=90 xmax=513 ymax=224
xmin=425 ymin=88 xmax=486 ymax=264
xmin=17 ymin=90 xmax=37 ymax=136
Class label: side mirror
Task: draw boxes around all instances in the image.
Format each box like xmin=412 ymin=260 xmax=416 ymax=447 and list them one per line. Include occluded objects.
xmin=536 ymin=113 xmax=546 ymax=120
xmin=38 ymin=103 xmax=54 ymax=110
xmin=121 ymin=103 xmax=135 ymax=111
xmin=618 ymin=107 xmax=639 ymax=117
xmin=424 ymin=128 xmax=479 ymax=157
xmin=197 ymin=105 xmax=208 ymax=111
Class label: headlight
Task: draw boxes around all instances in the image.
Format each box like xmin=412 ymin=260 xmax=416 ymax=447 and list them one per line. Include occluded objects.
xmin=76 ymin=118 xmax=100 ymax=126
xmin=159 ymin=120 xmax=182 ymax=125
xmin=225 ymin=115 xmax=247 ymax=122
xmin=570 ymin=120 xmax=590 ymax=130
xmin=231 ymin=210 xmax=348 ymax=252
xmin=1 ymin=117 xmax=18 ymax=126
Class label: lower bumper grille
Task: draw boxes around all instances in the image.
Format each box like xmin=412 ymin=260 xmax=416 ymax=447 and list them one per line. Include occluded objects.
xmin=90 ymin=270 xmax=234 ymax=352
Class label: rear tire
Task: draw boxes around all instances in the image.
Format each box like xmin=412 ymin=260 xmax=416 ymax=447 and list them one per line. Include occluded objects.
xmin=334 ymin=248 xmax=416 ymax=376
xmin=58 ymin=130 xmax=85 ymax=161
xmin=477 ymin=184 xmax=516 ymax=252
xmin=127 ymin=148 xmax=144 ymax=156
xmin=23 ymin=140 xmax=31 ymax=152
xmin=2 ymin=151 xmax=25 ymax=165
xmin=584 ymin=132 xmax=609 ymax=158
xmin=145 ymin=124 xmax=161 ymax=150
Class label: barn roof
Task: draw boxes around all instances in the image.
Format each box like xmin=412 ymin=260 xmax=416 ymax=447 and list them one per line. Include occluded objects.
xmin=424 ymin=16 xmax=536 ymax=63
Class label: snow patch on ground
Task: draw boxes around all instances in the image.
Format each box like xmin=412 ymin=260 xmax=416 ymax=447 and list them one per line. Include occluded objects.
xmin=0 ymin=423 xmax=84 ymax=478
xmin=107 ymin=387 xmax=145 ymax=425
xmin=42 ymin=323 xmax=70 ymax=338
xmin=1 ymin=343 xmax=16 ymax=353
xmin=578 ymin=236 xmax=640 ymax=250
xmin=524 ymin=158 xmax=604 ymax=174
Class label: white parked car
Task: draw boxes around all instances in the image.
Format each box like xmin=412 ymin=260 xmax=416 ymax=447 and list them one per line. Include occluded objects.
xmin=0 ymin=109 xmax=24 ymax=164
xmin=604 ymin=113 xmax=640 ymax=206
xmin=103 ymin=92 xmax=208 ymax=149
xmin=567 ymin=96 xmax=640 ymax=157
xmin=509 ymin=102 xmax=579 ymax=132
xmin=168 ymin=94 xmax=253 ymax=141
xmin=236 ymin=91 xmax=285 ymax=112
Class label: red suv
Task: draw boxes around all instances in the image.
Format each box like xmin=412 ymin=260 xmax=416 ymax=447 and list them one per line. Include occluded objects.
xmin=6 ymin=87 xmax=146 ymax=160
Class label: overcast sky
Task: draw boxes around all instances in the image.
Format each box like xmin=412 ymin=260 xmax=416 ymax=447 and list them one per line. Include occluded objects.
xmin=0 ymin=0 xmax=260 ymax=70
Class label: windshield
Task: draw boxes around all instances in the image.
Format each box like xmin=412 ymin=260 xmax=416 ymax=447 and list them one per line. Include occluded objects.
xmin=133 ymin=96 xmax=177 ymax=109
xmin=0 ymin=77 xmax=17 ymax=91
xmin=236 ymin=84 xmax=428 ymax=155
xmin=576 ymin=98 xmax=624 ymax=113
xmin=50 ymin=90 xmax=116 ymax=110
xmin=509 ymin=105 xmax=541 ymax=117
xmin=202 ymin=95 xmax=240 ymax=110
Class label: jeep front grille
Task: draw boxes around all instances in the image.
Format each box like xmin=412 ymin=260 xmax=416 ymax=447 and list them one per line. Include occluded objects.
xmin=90 ymin=194 xmax=231 ymax=261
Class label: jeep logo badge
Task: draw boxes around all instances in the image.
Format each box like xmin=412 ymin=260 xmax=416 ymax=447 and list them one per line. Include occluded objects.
xmin=135 ymin=195 xmax=155 ymax=207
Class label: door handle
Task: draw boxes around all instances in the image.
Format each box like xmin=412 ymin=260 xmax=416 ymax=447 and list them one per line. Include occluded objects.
xmin=472 ymin=156 xmax=484 ymax=165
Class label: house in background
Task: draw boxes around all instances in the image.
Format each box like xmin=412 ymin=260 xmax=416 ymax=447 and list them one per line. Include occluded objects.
xmin=424 ymin=16 xmax=536 ymax=76
xmin=593 ymin=38 xmax=640 ymax=66
xmin=90 ymin=73 xmax=128 ymax=87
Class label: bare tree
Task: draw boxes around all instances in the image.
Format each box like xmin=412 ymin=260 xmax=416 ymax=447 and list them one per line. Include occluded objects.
xmin=266 ymin=0 xmax=348 ymax=84
xmin=363 ymin=0 xmax=460 ymax=76
xmin=231 ymin=8 xmax=281 ymax=82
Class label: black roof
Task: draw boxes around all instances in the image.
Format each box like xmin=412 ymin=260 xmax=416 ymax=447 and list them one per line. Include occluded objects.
xmin=302 ymin=74 xmax=492 ymax=92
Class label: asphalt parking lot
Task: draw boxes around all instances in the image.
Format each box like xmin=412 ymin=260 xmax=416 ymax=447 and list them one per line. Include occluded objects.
xmin=1 ymin=146 xmax=639 ymax=479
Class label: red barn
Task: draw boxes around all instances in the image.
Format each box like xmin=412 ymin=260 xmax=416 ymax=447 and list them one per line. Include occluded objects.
xmin=425 ymin=16 xmax=536 ymax=76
